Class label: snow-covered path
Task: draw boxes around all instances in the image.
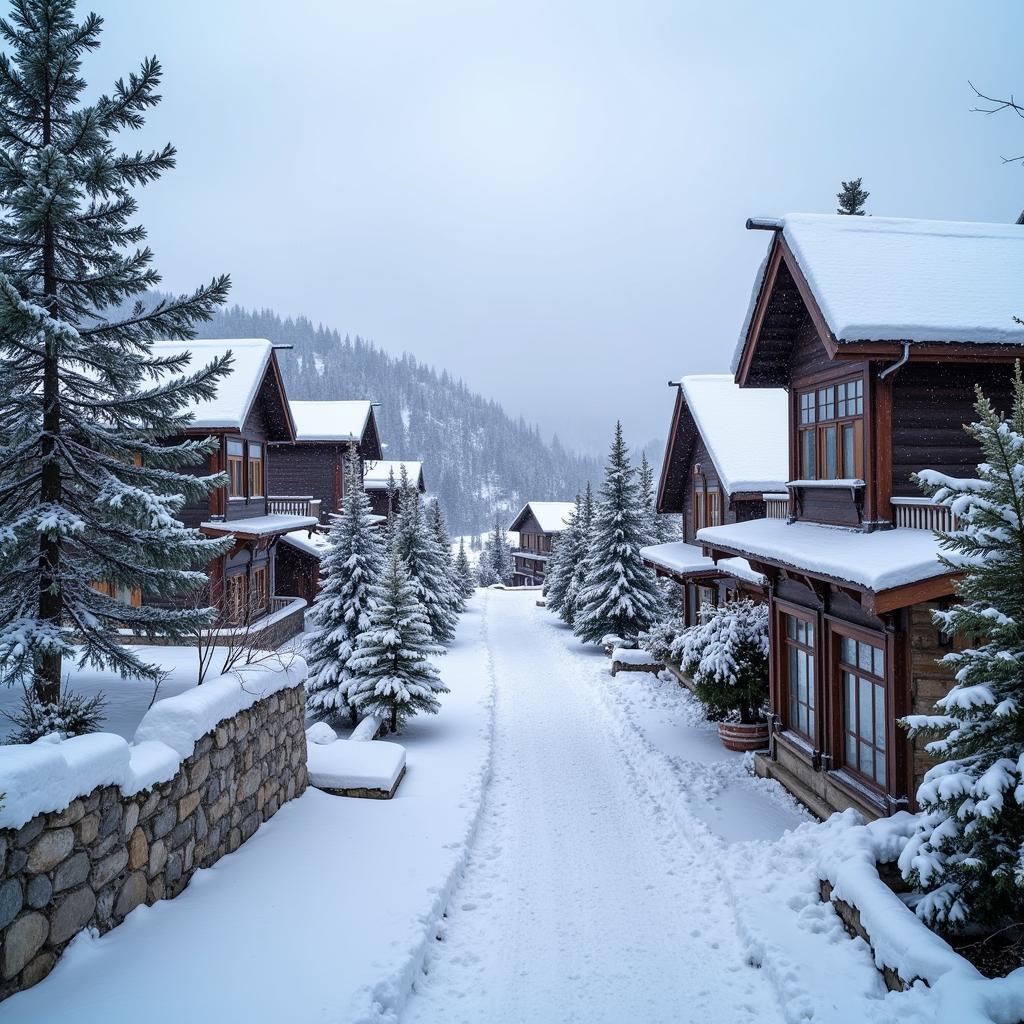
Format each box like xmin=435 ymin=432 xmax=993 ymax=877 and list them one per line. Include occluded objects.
xmin=403 ymin=591 xmax=785 ymax=1024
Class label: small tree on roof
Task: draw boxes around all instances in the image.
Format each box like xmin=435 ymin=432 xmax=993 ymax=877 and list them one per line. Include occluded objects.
xmin=898 ymin=365 xmax=1024 ymax=929
xmin=836 ymin=177 xmax=869 ymax=216
xmin=304 ymin=447 xmax=385 ymax=725
xmin=574 ymin=423 xmax=665 ymax=643
xmin=347 ymin=551 xmax=448 ymax=733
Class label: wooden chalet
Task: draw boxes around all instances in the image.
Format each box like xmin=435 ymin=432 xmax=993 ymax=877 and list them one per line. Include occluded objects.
xmin=507 ymin=501 xmax=575 ymax=586
xmin=642 ymin=374 xmax=788 ymax=626
xmin=696 ymin=213 xmax=1021 ymax=821
xmin=362 ymin=459 xmax=426 ymax=520
xmin=267 ymin=400 xmax=383 ymax=521
xmin=146 ymin=339 xmax=320 ymax=642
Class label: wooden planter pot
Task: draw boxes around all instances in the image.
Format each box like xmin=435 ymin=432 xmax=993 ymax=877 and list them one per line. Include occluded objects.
xmin=718 ymin=721 xmax=770 ymax=752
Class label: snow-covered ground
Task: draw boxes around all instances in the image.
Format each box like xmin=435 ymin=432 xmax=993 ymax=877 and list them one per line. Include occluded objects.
xmin=6 ymin=590 xmax=1021 ymax=1022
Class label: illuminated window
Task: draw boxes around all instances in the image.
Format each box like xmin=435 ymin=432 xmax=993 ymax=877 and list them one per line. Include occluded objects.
xmin=227 ymin=439 xmax=244 ymax=498
xmin=248 ymin=442 xmax=264 ymax=498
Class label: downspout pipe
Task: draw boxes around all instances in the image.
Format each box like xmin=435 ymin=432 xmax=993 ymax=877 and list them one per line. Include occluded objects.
xmin=878 ymin=341 xmax=911 ymax=380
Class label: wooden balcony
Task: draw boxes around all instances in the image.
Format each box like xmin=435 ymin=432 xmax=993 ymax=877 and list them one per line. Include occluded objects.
xmin=891 ymin=497 xmax=956 ymax=532
xmin=763 ymin=493 xmax=791 ymax=520
xmin=266 ymin=495 xmax=323 ymax=520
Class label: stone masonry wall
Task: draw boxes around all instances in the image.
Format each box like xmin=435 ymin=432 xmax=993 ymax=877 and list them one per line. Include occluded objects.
xmin=0 ymin=683 xmax=308 ymax=1002
xmin=909 ymin=601 xmax=957 ymax=798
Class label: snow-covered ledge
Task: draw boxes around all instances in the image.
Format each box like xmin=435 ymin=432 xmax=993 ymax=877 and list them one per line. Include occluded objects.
xmin=0 ymin=656 xmax=308 ymax=1001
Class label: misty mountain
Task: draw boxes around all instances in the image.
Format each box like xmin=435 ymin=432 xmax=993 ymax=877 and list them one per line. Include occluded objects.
xmin=192 ymin=306 xmax=602 ymax=534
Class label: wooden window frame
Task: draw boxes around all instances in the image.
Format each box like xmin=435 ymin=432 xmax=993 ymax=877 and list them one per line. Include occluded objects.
xmin=826 ymin=619 xmax=890 ymax=795
xmin=227 ymin=438 xmax=245 ymax=499
xmin=225 ymin=573 xmax=246 ymax=625
xmin=795 ymin=375 xmax=865 ymax=481
xmin=778 ymin=603 xmax=819 ymax=745
xmin=247 ymin=442 xmax=264 ymax=498
xmin=250 ymin=565 xmax=269 ymax=616
xmin=692 ymin=478 xmax=722 ymax=533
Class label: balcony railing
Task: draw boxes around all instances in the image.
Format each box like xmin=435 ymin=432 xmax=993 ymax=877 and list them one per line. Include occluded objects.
xmin=266 ymin=495 xmax=323 ymax=520
xmin=891 ymin=497 xmax=956 ymax=532
xmin=513 ymin=547 xmax=550 ymax=561
xmin=763 ymin=493 xmax=791 ymax=520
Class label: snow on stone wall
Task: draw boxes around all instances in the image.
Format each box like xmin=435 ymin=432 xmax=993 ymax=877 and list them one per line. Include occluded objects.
xmin=0 ymin=673 xmax=308 ymax=1001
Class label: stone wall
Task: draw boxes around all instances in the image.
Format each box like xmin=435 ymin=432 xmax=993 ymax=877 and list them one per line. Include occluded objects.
xmin=0 ymin=683 xmax=307 ymax=1002
xmin=908 ymin=601 xmax=956 ymax=797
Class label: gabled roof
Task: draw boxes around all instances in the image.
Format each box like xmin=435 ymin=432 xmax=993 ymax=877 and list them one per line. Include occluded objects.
xmin=363 ymin=459 xmax=425 ymax=491
xmin=508 ymin=501 xmax=576 ymax=534
xmin=149 ymin=338 xmax=295 ymax=439
xmin=734 ymin=214 xmax=1024 ymax=384
xmin=657 ymin=375 xmax=788 ymax=512
xmin=289 ymin=400 xmax=375 ymax=443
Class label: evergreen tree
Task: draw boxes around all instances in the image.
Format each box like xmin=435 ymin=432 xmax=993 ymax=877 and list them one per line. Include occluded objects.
xmin=562 ymin=482 xmax=595 ymax=627
xmin=454 ymin=537 xmax=476 ymax=600
xmin=384 ymin=468 xmax=398 ymax=541
xmin=347 ymin=552 xmax=448 ymax=733
xmin=0 ymin=1 xmax=231 ymax=702
xmin=836 ymin=177 xmax=869 ymax=216
xmin=898 ymin=367 xmax=1024 ymax=929
xmin=304 ymin=449 xmax=385 ymax=725
xmin=574 ymin=423 xmax=665 ymax=643
xmin=544 ymin=493 xmax=579 ymax=616
xmin=476 ymin=537 xmax=498 ymax=587
xmin=487 ymin=516 xmax=514 ymax=585
xmin=393 ymin=465 xmax=458 ymax=643
xmin=638 ymin=452 xmax=674 ymax=544
xmin=427 ymin=497 xmax=464 ymax=615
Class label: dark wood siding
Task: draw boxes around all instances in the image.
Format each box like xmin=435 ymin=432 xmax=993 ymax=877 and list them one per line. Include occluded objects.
xmin=268 ymin=444 xmax=344 ymax=513
xmin=682 ymin=435 xmax=736 ymax=541
xmin=275 ymin=542 xmax=320 ymax=605
xmin=890 ymin=363 xmax=1014 ymax=497
xmin=789 ymin=321 xmax=834 ymax=382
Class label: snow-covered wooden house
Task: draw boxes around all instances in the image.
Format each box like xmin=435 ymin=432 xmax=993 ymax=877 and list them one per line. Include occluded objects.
xmin=146 ymin=339 xmax=320 ymax=642
xmin=697 ymin=213 xmax=1021 ymax=821
xmin=507 ymin=501 xmax=576 ymax=586
xmin=641 ymin=374 xmax=788 ymax=626
xmin=267 ymin=400 xmax=383 ymax=520
xmin=362 ymin=459 xmax=426 ymax=520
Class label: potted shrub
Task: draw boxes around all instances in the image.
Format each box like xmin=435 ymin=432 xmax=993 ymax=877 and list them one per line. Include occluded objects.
xmin=675 ymin=599 xmax=770 ymax=751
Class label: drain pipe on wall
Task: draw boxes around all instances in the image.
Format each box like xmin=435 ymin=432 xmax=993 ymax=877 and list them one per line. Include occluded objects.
xmin=878 ymin=341 xmax=910 ymax=380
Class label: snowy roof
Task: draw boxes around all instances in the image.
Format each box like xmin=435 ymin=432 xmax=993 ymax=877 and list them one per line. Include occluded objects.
xmin=200 ymin=514 xmax=318 ymax=538
xmin=735 ymin=214 xmax=1024 ymax=370
xmin=363 ymin=460 xmax=425 ymax=491
xmin=697 ymin=518 xmax=950 ymax=593
xmin=149 ymin=339 xmax=278 ymax=431
xmin=281 ymin=528 xmax=330 ymax=559
xmin=289 ymin=400 xmax=372 ymax=442
xmin=678 ymin=375 xmax=788 ymax=493
xmin=640 ymin=541 xmax=767 ymax=587
xmin=509 ymin=501 xmax=576 ymax=534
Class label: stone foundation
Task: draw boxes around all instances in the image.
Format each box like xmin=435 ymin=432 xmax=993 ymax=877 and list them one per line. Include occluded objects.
xmin=0 ymin=684 xmax=307 ymax=1002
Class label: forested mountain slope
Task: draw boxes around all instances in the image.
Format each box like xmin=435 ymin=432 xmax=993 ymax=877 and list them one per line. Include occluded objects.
xmin=193 ymin=306 xmax=602 ymax=533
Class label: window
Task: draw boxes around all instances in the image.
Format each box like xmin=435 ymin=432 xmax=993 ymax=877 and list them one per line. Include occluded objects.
xmin=248 ymin=442 xmax=264 ymax=498
xmin=91 ymin=582 xmax=141 ymax=607
xmin=696 ymin=584 xmax=717 ymax=622
xmin=707 ymin=487 xmax=721 ymax=527
xmin=838 ymin=632 xmax=887 ymax=788
xmin=782 ymin=612 xmax=816 ymax=741
xmin=796 ymin=378 xmax=864 ymax=481
xmin=693 ymin=480 xmax=706 ymax=532
xmin=225 ymin=574 xmax=246 ymax=624
xmin=227 ymin=439 xmax=245 ymax=498
xmin=693 ymin=479 xmax=722 ymax=532
xmin=250 ymin=565 xmax=268 ymax=615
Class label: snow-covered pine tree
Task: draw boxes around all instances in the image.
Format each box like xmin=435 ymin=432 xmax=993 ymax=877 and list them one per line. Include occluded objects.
xmin=574 ymin=423 xmax=665 ymax=643
xmin=543 ymin=492 xmax=579 ymax=616
xmin=898 ymin=367 xmax=1024 ymax=929
xmin=393 ymin=465 xmax=458 ymax=643
xmin=562 ymin=482 xmax=594 ymax=627
xmin=638 ymin=452 xmax=674 ymax=544
xmin=303 ymin=448 xmax=385 ymax=724
xmin=427 ymin=497 xmax=464 ymax=615
xmin=476 ymin=537 xmax=497 ymax=586
xmin=454 ymin=537 xmax=476 ymax=600
xmin=347 ymin=551 xmax=448 ymax=733
xmin=384 ymin=468 xmax=398 ymax=542
xmin=0 ymin=1 xmax=232 ymax=704
xmin=488 ymin=516 xmax=514 ymax=585
xmin=836 ymin=177 xmax=869 ymax=216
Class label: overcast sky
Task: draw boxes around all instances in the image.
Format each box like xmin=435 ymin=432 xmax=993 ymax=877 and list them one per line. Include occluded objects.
xmin=89 ymin=1 xmax=1024 ymax=454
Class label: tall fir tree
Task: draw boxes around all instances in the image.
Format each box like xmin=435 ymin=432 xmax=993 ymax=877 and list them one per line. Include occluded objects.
xmin=544 ymin=492 xmax=579 ymax=615
xmin=562 ymin=481 xmax=594 ymax=627
xmin=836 ymin=177 xmax=869 ymax=216
xmin=427 ymin=497 xmax=464 ymax=615
xmin=348 ymin=551 xmax=448 ymax=733
xmin=638 ymin=452 xmax=674 ymax=544
xmin=898 ymin=367 xmax=1024 ymax=928
xmin=393 ymin=465 xmax=458 ymax=643
xmin=487 ymin=515 xmax=514 ymax=585
xmin=303 ymin=448 xmax=385 ymax=725
xmin=476 ymin=537 xmax=498 ymax=586
xmin=574 ymin=423 xmax=665 ymax=643
xmin=0 ymin=1 xmax=232 ymax=702
xmin=454 ymin=537 xmax=476 ymax=600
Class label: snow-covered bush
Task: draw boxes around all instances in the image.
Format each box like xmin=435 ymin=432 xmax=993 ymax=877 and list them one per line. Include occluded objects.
xmin=675 ymin=600 xmax=769 ymax=724
xmin=898 ymin=366 xmax=1024 ymax=930
xmin=638 ymin=621 xmax=682 ymax=664
xmin=3 ymin=686 xmax=107 ymax=743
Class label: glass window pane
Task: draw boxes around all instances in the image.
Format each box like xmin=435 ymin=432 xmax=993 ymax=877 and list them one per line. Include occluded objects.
xmin=844 ymin=671 xmax=854 ymax=725
xmin=806 ymin=657 xmax=815 ymax=711
xmin=787 ymin=615 xmax=796 ymax=640
xmin=823 ymin=426 xmax=837 ymax=478
xmin=801 ymin=430 xmax=816 ymax=479
xmin=842 ymin=424 xmax=855 ymax=478
xmin=797 ymin=653 xmax=807 ymax=701
xmin=227 ymin=439 xmax=244 ymax=456
xmin=858 ymin=643 xmax=873 ymax=671
xmin=859 ymin=741 xmax=873 ymax=776
xmin=874 ymin=686 xmax=886 ymax=749
xmin=249 ymin=442 xmax=262 ymax=459
xmin=806 ymin=622 xmax=814 ymax=645
xmin=800 ymin=393 xmax=815 ymax=424
xmin=873 ymin=647 xmax=885 ymax=677
xmin=859 ymin=677 xmax=873 ymax=738
xmin=875 ymin=750 xmax=886 ymax=786
xmin=845 ymin=732 xmax=856 ymax=767
xmin=798 ymin=705 xmax=808 ymax=734
xmin=840 ymin=636 xmax=854 ymax=664
xmin=818 ymin=387 xmax=835 ymax=420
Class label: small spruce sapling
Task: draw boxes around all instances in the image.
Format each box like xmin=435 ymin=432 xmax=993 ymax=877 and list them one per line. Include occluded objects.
xmin=347 ymin=552 xmax=448 ymax=733
xmin=454 ymin=538 xmax=476 ymax=600
xmin=836 ymin=177 xmax=869 ymax=216
xmin=898 ymin=365 xmax=1024 ymax=929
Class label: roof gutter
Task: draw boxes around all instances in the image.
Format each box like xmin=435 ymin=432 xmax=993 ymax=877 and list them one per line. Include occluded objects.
xmin=878 ymin=341 xmax=911 ymax=381
xmin=745 ymin=217 xmax=783 ymax=231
